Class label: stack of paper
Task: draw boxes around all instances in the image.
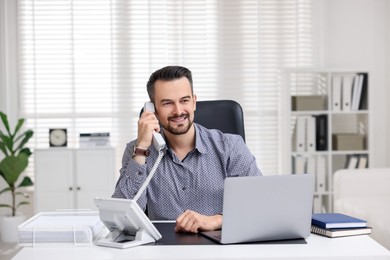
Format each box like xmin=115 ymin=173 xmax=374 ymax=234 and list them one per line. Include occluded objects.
xmin=79 ymin=132 xmax=110 ymax=147
xmin=18 ymin=211 xmax=107 ymax=247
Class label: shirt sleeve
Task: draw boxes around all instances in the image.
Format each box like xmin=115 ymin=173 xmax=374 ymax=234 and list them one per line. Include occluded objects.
xmin=111 ymin=141 xmax=148 ymax=210
xmin=226 ymin=135 xmax=263 ymax=177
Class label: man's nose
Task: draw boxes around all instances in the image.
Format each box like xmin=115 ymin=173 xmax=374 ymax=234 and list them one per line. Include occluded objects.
xmin=172 ymin=102 xmax=183 ymax=115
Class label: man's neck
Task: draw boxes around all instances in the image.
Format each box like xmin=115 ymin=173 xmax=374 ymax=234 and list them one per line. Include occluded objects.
xmin=164 ymin=124 xmax=196 ymax=161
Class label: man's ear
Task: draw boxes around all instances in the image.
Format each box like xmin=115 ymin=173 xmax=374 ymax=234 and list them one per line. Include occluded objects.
xmin=193 ymin=94 xmax=197 ymax=111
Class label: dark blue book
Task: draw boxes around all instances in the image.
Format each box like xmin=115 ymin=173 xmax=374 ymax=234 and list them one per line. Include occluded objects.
xmin=312 ymin=213 xmax=367 ymax=229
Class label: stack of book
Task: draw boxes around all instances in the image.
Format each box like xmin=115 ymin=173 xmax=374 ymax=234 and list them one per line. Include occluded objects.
xmin=311 ymin=213 xmax=372 ymax=238
xmin=79 ymin=132 xmax=110 ymax=147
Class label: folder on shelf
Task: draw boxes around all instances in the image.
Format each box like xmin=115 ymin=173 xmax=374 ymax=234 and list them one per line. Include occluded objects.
xmin=293 ymin=155 xmax=307 ymax=174
xmin=306 ymin=156 xmax=316 ymax=175
xmin=342 ymin=75 xmax=354 ymax=111
xmin=351 ymin=74 xmax=359 ymax=110
xmin=358 ymin=74 xmax=368 ymax=110
xmin=346 ymin=155 xmax=359 ymax=169
xmin=316 ymin=155 xmax=326 ymax=193
xmin=312 ymin=196 xmax=322 ymax=214
xmin=331 ymin=76 xmax=342 ymax=112
xmin=315 ymin=115 xmax=328 ymax=151
xmin=357 ymin=155 xmax=368 ymax=168
xmin=294 ymin=116 xmax=306 ymax=153
xmin=306 ymin=116 xmax=316 ymax=152
xmin=352 ymin=74 xmax=364 ymax=110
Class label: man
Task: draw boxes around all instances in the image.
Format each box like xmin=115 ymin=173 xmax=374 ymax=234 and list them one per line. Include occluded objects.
xmin=112 ymin=65 xmax=262 ymax=233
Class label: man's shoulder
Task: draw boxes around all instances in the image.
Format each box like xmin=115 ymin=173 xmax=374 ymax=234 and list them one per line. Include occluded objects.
xmin=195 ymin=123 xmax=243 ymax=143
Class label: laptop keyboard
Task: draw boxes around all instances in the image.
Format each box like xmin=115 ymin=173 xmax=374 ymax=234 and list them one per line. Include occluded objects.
xmin=213 ymin=233 xmax=221 ymax=240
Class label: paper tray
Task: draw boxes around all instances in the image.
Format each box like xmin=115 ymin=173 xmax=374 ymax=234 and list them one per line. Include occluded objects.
xmin=18 ymin=211 xmax=108 ymax=247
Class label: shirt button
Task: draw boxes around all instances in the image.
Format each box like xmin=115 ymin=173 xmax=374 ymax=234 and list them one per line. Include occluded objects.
xmin=182 ymin=187 xmax=186 ymax=191
xmin=137 ymin=171 xmax=142 ymax=176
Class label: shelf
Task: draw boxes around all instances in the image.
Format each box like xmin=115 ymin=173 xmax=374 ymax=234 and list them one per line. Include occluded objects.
xmin=331 ymin=150 xmax=369 ymax=155
xmin=284 ymin=69 xmax=370 ymax=214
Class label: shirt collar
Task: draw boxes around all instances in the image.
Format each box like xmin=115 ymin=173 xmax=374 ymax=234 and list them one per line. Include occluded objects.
xmin=162 ymin=123 xmax=207 ymax=156
xmin=194 ymin=123 xmax=207 ymax=154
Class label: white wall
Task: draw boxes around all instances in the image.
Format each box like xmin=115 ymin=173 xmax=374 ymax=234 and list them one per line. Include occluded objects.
xmin=0 ymin=0 xmax=18 ymax=120
xmin=1 ymin=0 xmax=390 ymax=166
xmin=322 ymin=0 xmax=390 ymax=167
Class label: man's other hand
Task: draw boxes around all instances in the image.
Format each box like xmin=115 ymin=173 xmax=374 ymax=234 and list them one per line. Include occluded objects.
xmin=175 ymin=210 xmax=222 ymax=233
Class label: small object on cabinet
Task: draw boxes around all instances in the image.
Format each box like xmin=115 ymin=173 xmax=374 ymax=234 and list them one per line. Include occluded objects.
xmin=49 ymin=128 xmax=67 ymax=147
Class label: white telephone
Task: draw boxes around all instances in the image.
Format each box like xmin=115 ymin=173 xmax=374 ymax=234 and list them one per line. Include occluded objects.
xmin=144 ymin=102 xmax=166 ymax=151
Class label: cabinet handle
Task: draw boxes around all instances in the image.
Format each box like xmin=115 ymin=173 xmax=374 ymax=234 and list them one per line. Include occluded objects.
xmin=69 ymin=187 xmax=73 ymax=191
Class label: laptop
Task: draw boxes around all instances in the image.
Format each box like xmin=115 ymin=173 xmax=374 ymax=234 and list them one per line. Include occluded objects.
xmin=201 ymin=174 xmax=315 ymax=244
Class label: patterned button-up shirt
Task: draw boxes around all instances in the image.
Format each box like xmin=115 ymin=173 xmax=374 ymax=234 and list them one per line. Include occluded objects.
xmin=112 ymin=123 xmax=262 ymax=220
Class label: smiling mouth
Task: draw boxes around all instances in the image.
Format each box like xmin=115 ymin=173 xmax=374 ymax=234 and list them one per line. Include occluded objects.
xmin=169 ymin=114 xmax=189 ymax=123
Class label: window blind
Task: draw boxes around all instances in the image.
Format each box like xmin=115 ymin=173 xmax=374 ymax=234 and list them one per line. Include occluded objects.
xmin=17 ymin=0 xmax=313 ymax=176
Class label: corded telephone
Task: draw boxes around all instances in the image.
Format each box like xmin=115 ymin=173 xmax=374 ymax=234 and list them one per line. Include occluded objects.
xmin=144 ymin=102 xmax=166 ymax=151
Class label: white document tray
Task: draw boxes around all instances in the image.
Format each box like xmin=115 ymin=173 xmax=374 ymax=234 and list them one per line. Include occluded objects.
xmin=18 ymin=211 xmax=108 ymax=247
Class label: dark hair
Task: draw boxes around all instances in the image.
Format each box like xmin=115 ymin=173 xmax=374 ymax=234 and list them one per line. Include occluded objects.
xmin=146 ymin=66 xmax=193 ymax=102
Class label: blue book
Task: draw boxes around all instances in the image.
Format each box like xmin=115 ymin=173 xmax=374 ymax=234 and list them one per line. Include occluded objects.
xmin=312 ymin=213 xmax=367 ymax=229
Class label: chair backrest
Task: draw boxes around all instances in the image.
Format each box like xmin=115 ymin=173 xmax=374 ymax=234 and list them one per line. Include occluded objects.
xmin=195 ymin=100 xmax=245 ymax=142
xmin=140 ymin=100 xmax=245 ymax=142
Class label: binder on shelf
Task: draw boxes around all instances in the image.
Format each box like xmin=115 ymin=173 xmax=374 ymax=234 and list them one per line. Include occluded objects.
xmin=315 ymin=115 xmax=328 ymax=151
xmin=306 ymin=116 xmax=316 ymax=152
xmin=358 ymin=73 xmax=368 ymax=110
xmin=331 ymin=76 xmax=342 ymax=112
xmin=346 ymin=155 xmax=359 ymax=169
xmin=351 ymin=74 xmax=364 ymax=110
xmin=306 ymin=156 xmax=316 ymax=175
xmin=357 ymin=155 xmax=368 ymax=168
xmin=351 ymin=74 xmax=360 ymax=110
xmin=294 ymin=116 xmax=306 ymax=153
xmin=312 ymin=196 xmax=322 ymax=214
xmin=316 ymin=155 xmax=326 ymax=192
xmin=293 ymin=155 xmax=307 ymax=174
xmin=342 ymin=75 xmax=354 ymax=111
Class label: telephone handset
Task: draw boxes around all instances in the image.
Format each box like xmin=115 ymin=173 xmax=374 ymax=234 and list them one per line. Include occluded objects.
xmin=144 ymin=102 xmax=166 ymax=151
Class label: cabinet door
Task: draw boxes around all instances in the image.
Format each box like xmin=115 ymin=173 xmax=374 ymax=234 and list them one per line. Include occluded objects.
xmin=34 ymin=150 xmax=74 ymax=213
xmin=75 ymin=149 xmax=115 ymax=210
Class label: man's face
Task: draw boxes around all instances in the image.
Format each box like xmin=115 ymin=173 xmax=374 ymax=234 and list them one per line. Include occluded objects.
xmin=154 ymin=77 xmax=196 ymax=135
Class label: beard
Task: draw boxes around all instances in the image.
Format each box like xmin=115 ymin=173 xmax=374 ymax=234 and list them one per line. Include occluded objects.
xmin=163 ymin=113 xmax=193 ymax=135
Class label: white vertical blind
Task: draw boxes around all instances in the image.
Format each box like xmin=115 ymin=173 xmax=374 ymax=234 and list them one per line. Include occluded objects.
xmin=17 ymin=0 xmax=314 ymax=176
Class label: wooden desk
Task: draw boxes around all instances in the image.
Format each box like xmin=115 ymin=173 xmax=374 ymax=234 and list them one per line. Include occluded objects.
xmin=13 ymin=233 xmax=390 ymax=260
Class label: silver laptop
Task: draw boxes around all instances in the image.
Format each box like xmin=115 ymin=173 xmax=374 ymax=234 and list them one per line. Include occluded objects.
xmin=201 ymin=174 xmax=315 ymax=244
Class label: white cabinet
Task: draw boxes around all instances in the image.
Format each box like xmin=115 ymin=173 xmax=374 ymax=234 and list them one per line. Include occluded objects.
xmin=282 ymin=69 xmax=370 ymax=213
xmin=34 ymin=147 xmax=116 ymax=213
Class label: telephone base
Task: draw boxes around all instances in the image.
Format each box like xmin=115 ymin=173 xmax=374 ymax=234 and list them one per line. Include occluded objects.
xmin=96 ymin=228 xmax=157 ymax=249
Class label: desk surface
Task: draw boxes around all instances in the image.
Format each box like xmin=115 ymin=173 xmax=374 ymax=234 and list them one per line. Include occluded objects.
xmin=13 ymin=233 xmax=390 ymax=260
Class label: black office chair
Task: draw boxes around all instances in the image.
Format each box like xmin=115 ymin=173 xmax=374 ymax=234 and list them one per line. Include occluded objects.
xmin=141 ymin=100 xmax=246 ymax=141
xmin=194 ymin=100 xmax=245 ymax=142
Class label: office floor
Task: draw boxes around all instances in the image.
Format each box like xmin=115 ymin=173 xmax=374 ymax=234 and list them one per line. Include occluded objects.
xmin=0 ymin=242 xmax=21 ymax=260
